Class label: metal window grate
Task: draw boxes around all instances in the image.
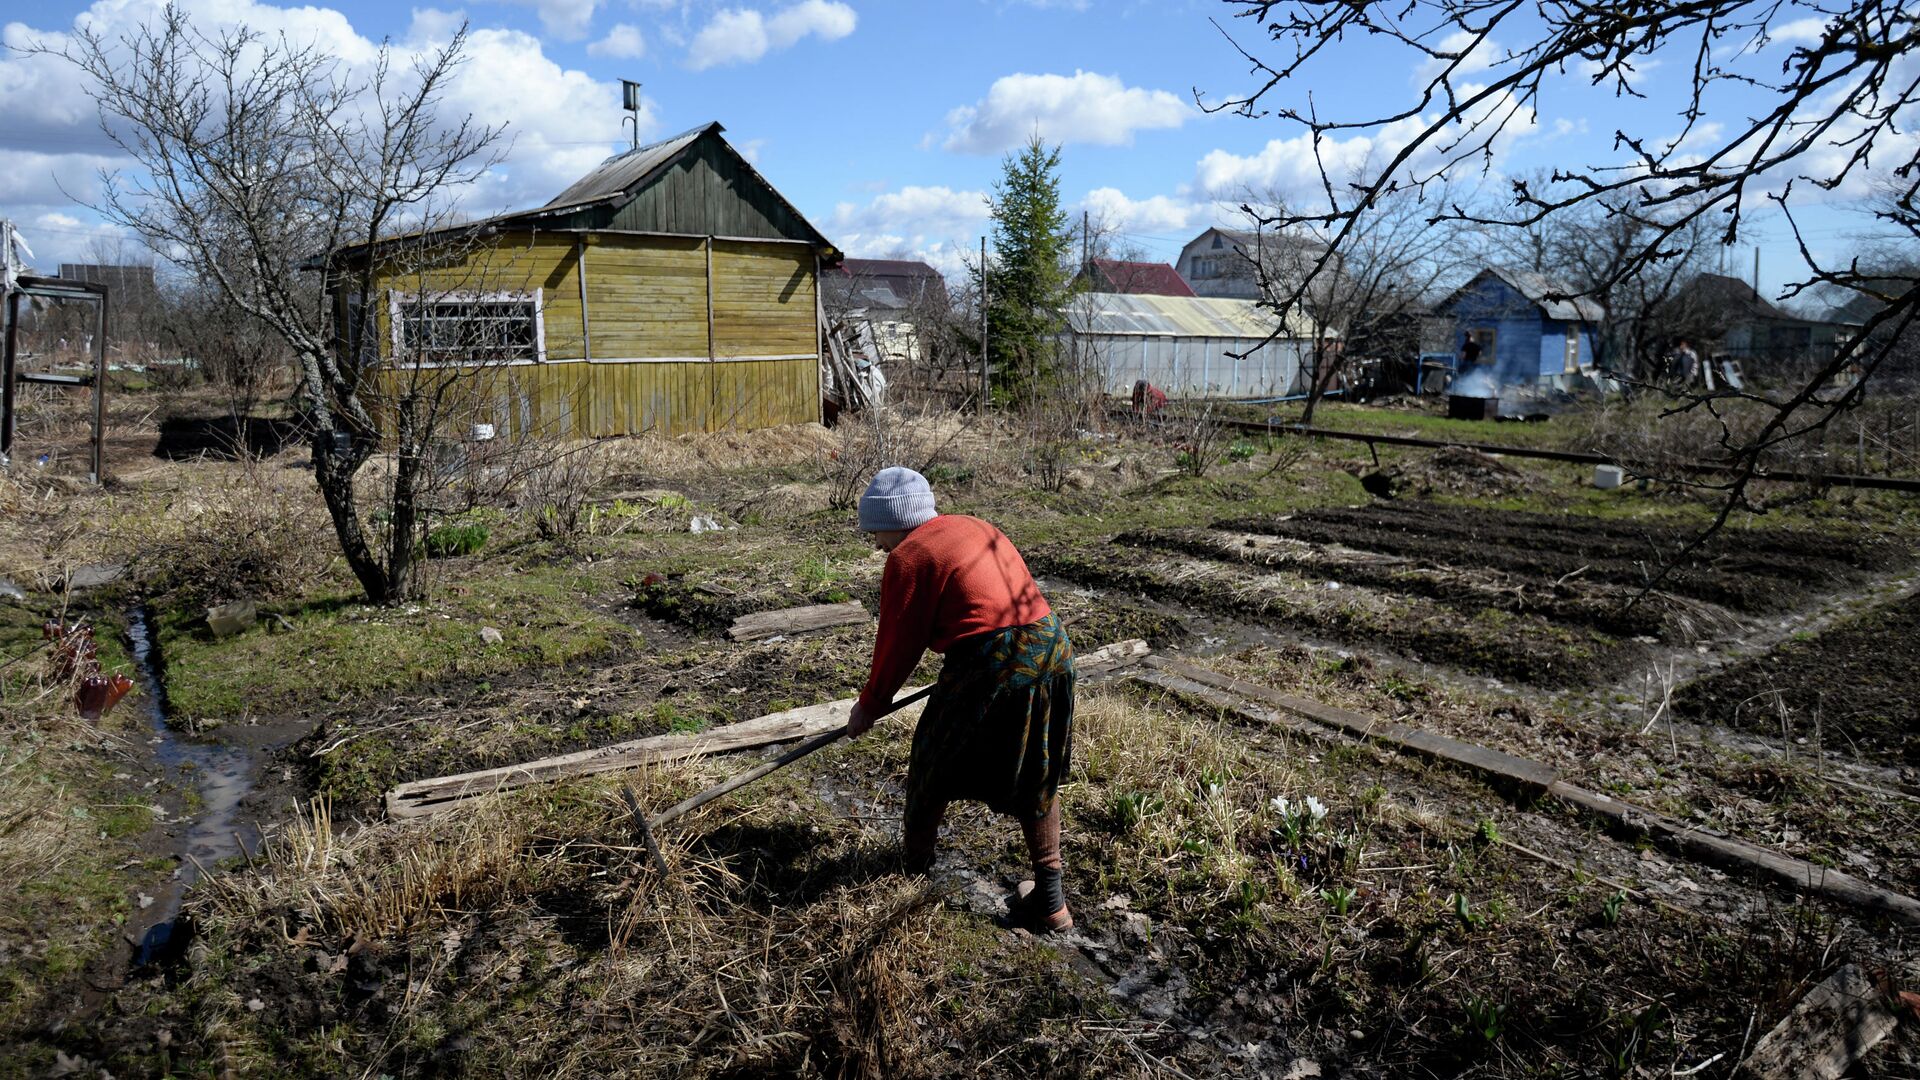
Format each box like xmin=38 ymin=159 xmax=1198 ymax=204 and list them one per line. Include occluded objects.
xmin=397 ymin=297 xmax=539 ymax=362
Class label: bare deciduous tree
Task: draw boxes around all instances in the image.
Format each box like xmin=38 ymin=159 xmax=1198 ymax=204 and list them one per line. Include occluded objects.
xmin=1241 ymin=174 xmax=1473 ymax=421
xmin=1208 ymin=0 xmax=1918 ymax=561
xmin=43 ymin=4 xmax=505 ymax=603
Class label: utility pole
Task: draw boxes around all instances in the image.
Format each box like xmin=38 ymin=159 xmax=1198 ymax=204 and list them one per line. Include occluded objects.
xmin=1752 ymin=247 xmax=1761 ymax=296
xmin=979 ymin=236 xmax=989 ymax=413
xmin=1082 ymin=210 xmax=1090 ymax=276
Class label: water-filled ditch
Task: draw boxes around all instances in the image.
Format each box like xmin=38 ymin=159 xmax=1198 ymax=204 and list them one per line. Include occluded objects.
xmin=123 ymin=606 xmax=262 ymax=966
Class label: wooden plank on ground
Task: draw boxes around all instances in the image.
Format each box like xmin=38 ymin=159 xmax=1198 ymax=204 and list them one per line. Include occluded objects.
xmin=1737 ymin=964 xmax=1902 ymax=1080
xmin=1142 ymin=655 xmax=1559 ymax=792
xmin=384 ymin=693 xmax=913 ymax=819
xmin=1134 ymin=655 xmax=1920 ymax=927
xmin=1548 ymin=780 xmax=1920 ymax=926
xmin=728 ymin=601 xmax=868 ymax=642
xmin=386 ymin=638 xmax=1151 ymax=819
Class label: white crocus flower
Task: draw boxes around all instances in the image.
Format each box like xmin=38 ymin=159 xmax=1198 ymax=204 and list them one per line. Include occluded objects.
xmin=1270 ymin=796 xmax=1291 ymax=817
xmin=1305 ymin=796 xmax=1328 ymax=821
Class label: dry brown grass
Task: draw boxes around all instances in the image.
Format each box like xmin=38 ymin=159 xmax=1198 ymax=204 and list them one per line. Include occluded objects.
xmin=171 ymin=756 xmax=1147 ymax=1078
xmin=99 ymin=457 xmax=334 ymax=610
xmin=599 ymin=422 xmax=842 ymax=480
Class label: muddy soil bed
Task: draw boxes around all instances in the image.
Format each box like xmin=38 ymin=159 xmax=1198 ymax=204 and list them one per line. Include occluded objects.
xmin=1674 ymin=589 xmax=1920 ymax=767
xmin=1025 ymin=544 xmax=1624 ymax=687
xmin=1116 ymin=527 xmax=1676 ymax=639
xmin=1220 ymin=502 xmax=1906 ymax=615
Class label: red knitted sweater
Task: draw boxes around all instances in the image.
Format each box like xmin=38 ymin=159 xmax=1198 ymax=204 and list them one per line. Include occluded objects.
xmin=857 ymin=515 xmax=1051 ymax=711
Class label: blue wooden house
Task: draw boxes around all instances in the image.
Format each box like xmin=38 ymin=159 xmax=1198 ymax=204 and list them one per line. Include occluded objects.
xmin=1435 ymin=268 xmax=1603 ymax=387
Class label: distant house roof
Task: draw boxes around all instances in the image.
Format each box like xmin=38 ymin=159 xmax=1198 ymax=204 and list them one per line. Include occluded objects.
xmin=827 ymin=258 xmax=947 ymax=310
xmin=1082 ymin=259 xmax=1196 ymax=297
xmin=1678 ymin=273 xmax=1792 ymax=322
xmin=1439 ymin=267 xmax=1605 ymax=322
xmin=1189 ymin=227 xmax=1330 ymax=263
xmin=1064 ymin=292 xmax=1319 ymax=339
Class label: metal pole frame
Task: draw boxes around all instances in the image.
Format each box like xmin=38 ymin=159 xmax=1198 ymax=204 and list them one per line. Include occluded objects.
xmin=92 ymin=286 xmax=108 ymax=483
xmin=1 ymin=289 xmax=19 ymax=468
xmin=1 ymin=275 xmax=111 ymax=482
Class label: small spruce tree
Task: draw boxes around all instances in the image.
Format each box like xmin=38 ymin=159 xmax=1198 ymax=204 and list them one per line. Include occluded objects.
xmin=980 ymin=134 xmax=1073 ymax=404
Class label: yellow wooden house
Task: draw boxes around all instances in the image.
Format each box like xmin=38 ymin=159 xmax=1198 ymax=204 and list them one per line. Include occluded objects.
xmin=339 ymin=122 xmax=840 ymax=437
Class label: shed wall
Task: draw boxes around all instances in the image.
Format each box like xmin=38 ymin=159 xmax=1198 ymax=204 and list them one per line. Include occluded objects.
xmin=1082 ymin=334 xmax=1306 ymax=397
xmin=366 ymin=230 xmax=818 ymax=437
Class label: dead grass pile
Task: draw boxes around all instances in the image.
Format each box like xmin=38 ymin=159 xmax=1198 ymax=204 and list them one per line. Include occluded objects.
xmin=167 ymin=769 xmax=1137 ymax=1078
xmin=0 ymin=684 xmax=87 ymax=909
xmin=105 ymin=459 xmax=333 ymax=611
xmin=601 ymin=422 xmax=841 ymax=480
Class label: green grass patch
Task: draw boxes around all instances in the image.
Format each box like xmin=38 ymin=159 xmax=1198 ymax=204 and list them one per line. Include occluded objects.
xmin=159 ymin=562 xmax=640 ymax=720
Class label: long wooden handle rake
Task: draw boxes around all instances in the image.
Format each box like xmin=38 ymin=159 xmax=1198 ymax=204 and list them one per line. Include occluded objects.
xmin=619 ymin=684 xmax=936 ymax=877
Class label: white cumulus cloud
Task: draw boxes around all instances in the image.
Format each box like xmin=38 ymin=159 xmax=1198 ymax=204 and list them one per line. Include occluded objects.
xmin=828 ymin=184 xmax=989 ymax=276
xmin=685 ymin=0 xmax=856 ymax=71
xmin=942 ymin=70 xmax=1191 ymax=154
xmin=588 ymin=23 xmax=646 ymax=58
xmin=520 ymin=0 xmax=600 ymax=41
xmin=0 ymin=0 xmax=653 ymax=268
xmin=1079 ymin=188 xmax=1201 ymax=237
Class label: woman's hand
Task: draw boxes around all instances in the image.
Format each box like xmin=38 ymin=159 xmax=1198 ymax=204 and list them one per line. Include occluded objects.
xmin=846 ymin=699 xmax=878 ymax=737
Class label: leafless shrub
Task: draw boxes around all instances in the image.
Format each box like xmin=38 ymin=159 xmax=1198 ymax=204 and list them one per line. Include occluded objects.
xmin=521 ymin=440 xmax=610 ymax=543
xmin=115 ymin=461 xmax=333 ymax=610
xmin=1162 ymin=402 xmax=1231 ymax=477
xmin=1019 ymin=369 xmax=1106 ymax=494
xmin=818 ymin=406 xmax=977 ymax=511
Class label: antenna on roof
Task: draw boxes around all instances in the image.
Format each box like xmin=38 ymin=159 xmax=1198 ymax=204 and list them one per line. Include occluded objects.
xmin=620 ymin=80 xmax=643 ymax=151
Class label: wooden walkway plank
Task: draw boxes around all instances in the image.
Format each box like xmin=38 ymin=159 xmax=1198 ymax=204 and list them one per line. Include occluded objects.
xmin=1737 ymin=964 xmax=1903 ymax=1080
xmin=727 ymin=600 xmax=870 ymax=642
xmin=1133 ymin=656 xmax=1920 ymax=927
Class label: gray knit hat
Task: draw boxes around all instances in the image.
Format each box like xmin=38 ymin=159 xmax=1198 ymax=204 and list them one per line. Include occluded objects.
xmin=858 ymin=467 xmax=937 ymax=533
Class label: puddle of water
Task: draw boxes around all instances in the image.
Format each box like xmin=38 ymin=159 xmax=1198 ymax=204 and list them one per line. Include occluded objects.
xmin=124 ymin=605 xmax=261 ymax=966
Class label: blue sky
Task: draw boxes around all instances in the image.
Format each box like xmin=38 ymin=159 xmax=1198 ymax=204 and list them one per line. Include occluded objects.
xmin=2 ymin=0 xmax=1906 ymax=300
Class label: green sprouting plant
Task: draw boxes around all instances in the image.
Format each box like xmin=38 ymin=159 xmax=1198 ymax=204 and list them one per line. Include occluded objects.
xmin=1601 ymin=889 xmax=1627 ymax=926
xmin=1462 ymin=994 xmax=1507 ymax=1043
xmin=923 ymin=462 xmax=974 ymax=486
xmin=1197 ymin=766 xmax=1230 ymax=797
xmin=423 ymin=521 xmax=488 ymax=558
xmin=797 ymin=555 xmax=844 ymax=589
xmin=1450 ymin=892 xmax=1483 ymax=930
xmin=1377 ymin=673 xmax=1421 ymax=701
xmin=1322 ymin=885 xmax=1358 ymax=917
xmin=1225 ymin=440 xmax=1259 ymax=462
xmin=1606 ymin=1005 xmax=1665 ymax=1077
xmin=1110 ymin=790 xmax=1161 ymax=833
xmin=653 ymin=702 xmax=705 ymax=734
xmin=655 ymin=492 xmax=692 ymax=511
xmin=1474 ymin=817 xmax=1500 ymax=846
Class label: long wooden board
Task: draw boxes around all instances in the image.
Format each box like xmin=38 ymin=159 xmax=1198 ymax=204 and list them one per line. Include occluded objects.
xmin=386 ymin=637 xmax=1151 ymax=819
xmin=728 ymin=601 xmax=868 ymax=642
xmin=1137 ymin=655 xmax=1920 ymax=927
xmin=384 ymin=693 xmax=910 ymax=819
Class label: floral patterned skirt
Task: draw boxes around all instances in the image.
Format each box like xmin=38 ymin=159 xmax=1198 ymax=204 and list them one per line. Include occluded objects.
xmin=906 ymin=613 xmax=1076 ymax=824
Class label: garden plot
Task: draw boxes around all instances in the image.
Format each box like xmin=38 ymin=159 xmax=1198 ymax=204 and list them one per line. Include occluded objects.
xmin=1675 ymin=588 xmax=1920 ymax=767
xmin=1220 ymin=502 xmax=1903 ymax=615
xmin=1026 ymin=542 xmax=1631 ymax=688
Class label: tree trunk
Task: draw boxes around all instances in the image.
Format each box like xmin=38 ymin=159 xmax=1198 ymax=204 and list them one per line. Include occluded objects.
xmin=313 ymin=434 xmax=395 ymax=603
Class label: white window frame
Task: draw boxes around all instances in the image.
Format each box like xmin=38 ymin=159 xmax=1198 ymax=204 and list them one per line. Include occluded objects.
xmin=388 ymin=288 xmax=546 ymax=368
